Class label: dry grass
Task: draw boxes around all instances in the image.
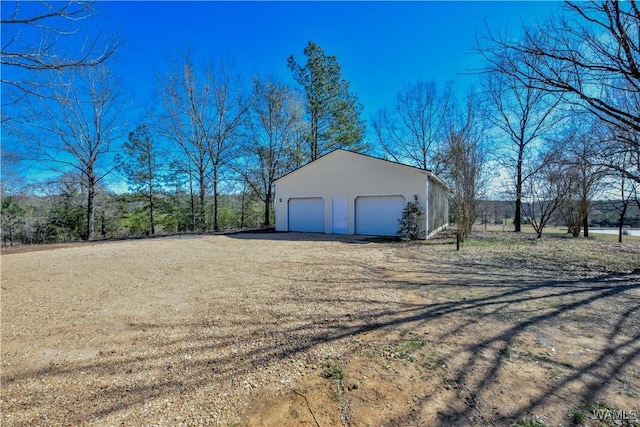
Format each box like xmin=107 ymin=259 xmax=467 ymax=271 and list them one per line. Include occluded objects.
xmin=460 ymin=230 xmax=640 ymax=274
xmin=475 ymin=223 xmax=640 ymax=243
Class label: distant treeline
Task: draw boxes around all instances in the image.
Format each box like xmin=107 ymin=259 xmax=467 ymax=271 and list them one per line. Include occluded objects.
xmin=1 ymin=189 xmax=266 ymax=246
xmin=476 ymin=200 xmax=640 ymax=229
xmin=3 ymin=190 xmax=639 ymax=247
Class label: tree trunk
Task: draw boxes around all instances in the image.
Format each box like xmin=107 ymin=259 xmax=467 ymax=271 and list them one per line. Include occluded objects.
xmin=514 ymin=197 xmax=522 ymax=232
xmin=264 ymin=188 xmax=272 ymax=226
xmin=148 ymin=151 xmax=155 ymax=235
xmin=310 ymin=108 xmax=319 ymax=160
xmin=101 ymin=210 xmax=106 ymax=238
xmin=582 ymin=210 xmax=589 ymax=238
xmin=514 ymin=153 xmax=523 ymax=232
xmin=240 ymin=191 xmax=246 ymax=229
xmin=581 ymin=174 xmax=589 ymax=238
xmin=149 ymin=186 xmax=155 ymax=235
xmin=618 ymin=205 xmax=627 ymax=243
xmin=213 ymin=163 xmax=220 ymax=231
xmin=198 ymin=170 xmax=206 ymax=231
xmin=86 ymin=178 xmax=95 ymax=241
xmin=189 ymin=173 xmax=196 ymax=232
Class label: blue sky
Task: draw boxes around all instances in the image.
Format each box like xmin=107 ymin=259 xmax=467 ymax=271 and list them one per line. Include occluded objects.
xmin=97 ymin=1 xmax=562 ymax=119
xmin=2 ymin=1 xmax=563 ymax=191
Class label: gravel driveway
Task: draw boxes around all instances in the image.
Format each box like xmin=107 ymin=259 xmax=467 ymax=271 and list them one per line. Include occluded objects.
xmin=2 ymin=233 xmax=400 ymax=426
xmin=2 ymin=232 xmax=639 ymax=426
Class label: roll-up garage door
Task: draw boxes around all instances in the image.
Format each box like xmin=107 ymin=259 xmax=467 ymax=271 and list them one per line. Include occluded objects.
xmin=288 ymin=197 xmax=325 ymax=232
xmin=355 ymin=195 xmax=406 ymax=236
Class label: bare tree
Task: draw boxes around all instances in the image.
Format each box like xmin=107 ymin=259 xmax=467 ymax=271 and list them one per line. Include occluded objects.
xmin=481 ymin=1 xmax=640 ymax=180
xmin=608 ymin=150 xmax=639 ymax=243
xmin=589 ymin=94 xmax=640 ymax=186
xmin=240 ymin=77 xmax=305 ymax=226
xmin=16 ymin=67 xmax=123 ymax=240
xmin=207 ymin=60 xmax=251 ymax=231
xmin=1 ymin=1 xmax=119 ymax=96
xmin=555 ymin=120 xmax=607 ymax=237
xmin=0 ymin=150 xmax=26 ymax=196
xmin=482 ymin=63 xmax=561 ymax=232
xmin=158 ymin=55 xmax=250 ymax=231
xmin=561 ymin=198 xmax=584 ymax=238
xmin=373 ymin=80 xmax=452 ymax=173
xmin=1 ymin=1 xmax=120 ymax=203
xmin=441 ymin=94 xmax=489 ymax=242
xmin=522 ymin=153 xmax=574 ymax=238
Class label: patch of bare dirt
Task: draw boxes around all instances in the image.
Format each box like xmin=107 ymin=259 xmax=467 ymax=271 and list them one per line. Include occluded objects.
xmin=2 ymin=231 xmax=639 ymax=426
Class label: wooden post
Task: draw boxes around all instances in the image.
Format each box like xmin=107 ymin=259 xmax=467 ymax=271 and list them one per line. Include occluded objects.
xmin=456 ymin=232 xmax=460 ymax=251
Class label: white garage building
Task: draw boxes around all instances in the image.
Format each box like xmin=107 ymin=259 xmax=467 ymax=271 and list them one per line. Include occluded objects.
xmin=274 ymin=149 xmax=450 ymax=237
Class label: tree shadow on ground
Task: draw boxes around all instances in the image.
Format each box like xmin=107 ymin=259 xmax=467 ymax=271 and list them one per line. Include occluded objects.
xmin=2 ymin=242 xmax=639 ymax=426
xmin=227 ymin=229 xmax=402 ymax=244
xmin=363 ymin=254 xmax=640 ymax=426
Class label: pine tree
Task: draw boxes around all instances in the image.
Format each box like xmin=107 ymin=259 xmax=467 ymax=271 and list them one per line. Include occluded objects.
xmin=121 ymin=125 xmax=160 ymax=235
xmin=287 ymin=41 xmax=366 ymax=160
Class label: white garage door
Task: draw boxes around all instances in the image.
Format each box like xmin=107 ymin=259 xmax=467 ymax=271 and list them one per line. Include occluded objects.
xmin=355 ymin=195 xmax=406 ymax=236
xmin=288 ymin=197 xmax=325 ymax=232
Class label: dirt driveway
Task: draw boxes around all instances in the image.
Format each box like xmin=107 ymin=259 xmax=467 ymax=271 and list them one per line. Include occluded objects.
xmin=1 ymin=232 xmax=639 ymax=426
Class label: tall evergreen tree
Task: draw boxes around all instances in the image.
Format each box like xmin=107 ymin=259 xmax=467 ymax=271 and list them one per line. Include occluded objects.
xmin=121 ymin=125 xmax=161 ymax=235
xmin=288 ymin=41 xmax=366 ymax=160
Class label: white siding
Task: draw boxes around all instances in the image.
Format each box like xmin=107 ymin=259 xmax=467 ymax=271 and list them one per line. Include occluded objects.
xmin=274 ymin=150 xmax=447 ymax=236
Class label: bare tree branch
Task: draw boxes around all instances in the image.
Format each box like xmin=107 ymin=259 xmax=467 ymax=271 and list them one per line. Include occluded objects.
xmin=157 ymin=54 xmax=250 ymax=231
xmin=9 ymin=67 xmax=125 ymax=240
xmin=1 ymin=1 xmax=120 ymax=94
xmin=482 ymin=1 xmax=639 ymax=133
xmin=373 ymin=80 xmax=453 ymax=174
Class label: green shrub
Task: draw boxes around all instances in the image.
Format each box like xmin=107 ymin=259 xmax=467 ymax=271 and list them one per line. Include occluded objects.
xmin=398 ymin=195 xmax=425 ymax=240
